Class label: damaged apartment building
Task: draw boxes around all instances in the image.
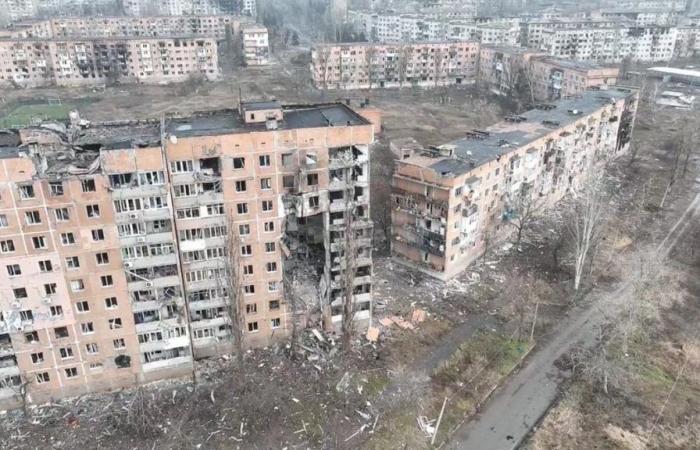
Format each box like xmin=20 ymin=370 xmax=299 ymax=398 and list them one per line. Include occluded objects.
xmin=391 ymin=88 xmax=638 ymax=279
xmin=0 ymin=100 xmax=378 ymax=409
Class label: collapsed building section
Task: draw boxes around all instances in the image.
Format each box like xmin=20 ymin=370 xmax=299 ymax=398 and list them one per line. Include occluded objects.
xmin=391 ymin=88 xmax=638 ymax=279
xmin=0 ymin=100 xmax=378 ymax=408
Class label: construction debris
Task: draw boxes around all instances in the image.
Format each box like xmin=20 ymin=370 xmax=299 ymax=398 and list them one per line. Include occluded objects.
xmin=379 ymin=317 xmax=394 ymax=327
xmin=411 ymin=309 xmax=427 ymax=323
xmin=366 ymin=327 xmax=380 ymax=342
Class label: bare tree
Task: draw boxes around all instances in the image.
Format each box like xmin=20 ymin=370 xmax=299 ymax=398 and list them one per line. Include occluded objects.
xmin=222 ymin=215 xmax=245 ymax=372
xmin=364 ymin=46 xmax=378 ymax=90
xmin=507 ymin=183 xmax=541 ymax=247
xmin=501 ymin=273 xmax=553 ymax=341
xmin=313 ymin=46 xmax=332 ymax=91
xmin=566 ymin=172 xmax=609 ymax=291
xmin=396 ymin=45 xmax=412 ymax=88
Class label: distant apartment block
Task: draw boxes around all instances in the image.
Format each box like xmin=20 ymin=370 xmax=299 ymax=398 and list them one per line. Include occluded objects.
xmin=0 ymin=15 xmax=270 ymax=87
xmin=477 ymin=46 xmax=543 ymax=97
xmin=478 ymin=46 xmax=620 ymax=101
xmin=241 ymin=0 xmax=257 ymax=16
xmin=0 ymin=15 xmax=246 ymax=40
xmin=0 ymin=100 xmax=377 ymax=408
xmin=0 ymin=36 xmax=220 ymax=87
xmin=122 ymin=0 xmax=224 ymax=16
xmin=242 ymin=24 xmax=269 ymax=66
xmin=391 ymin=89 xmax=638 ymax=279
xmin=311 ymin=41 xmax=480 ymax=90
xmin=1 ymin=0 xmax=37 ymax=24
xmin=348 ymin=10 xmax=518 ymax=46
xmin=522 ymin=16 xmax=681 ymax=63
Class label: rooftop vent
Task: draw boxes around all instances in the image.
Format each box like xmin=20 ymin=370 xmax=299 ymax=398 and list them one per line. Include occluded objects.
xmin=505 ymin=115 xmax=527 ymax=123
xmin=465 ymin=130 xmax=490 ymax=140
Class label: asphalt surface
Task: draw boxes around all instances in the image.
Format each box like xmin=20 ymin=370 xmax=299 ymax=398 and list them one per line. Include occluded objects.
xmin=446 ymin=191 xmax=700 ymax=450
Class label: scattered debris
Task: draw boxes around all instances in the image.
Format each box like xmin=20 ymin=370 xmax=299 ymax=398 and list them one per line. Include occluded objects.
xmin=411 ymin=309 xmax=427 ymax=323
xmin=336 ymin=372 xmax=352 ymax=393
xmin=366 ymin=327 xmax=380 ymax=342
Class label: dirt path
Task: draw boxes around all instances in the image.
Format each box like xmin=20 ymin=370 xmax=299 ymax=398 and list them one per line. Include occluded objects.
xmin=413 ymin=314 xmax=499 ymax=374
xmin=445 ymin=191 xmax=700 ymax=450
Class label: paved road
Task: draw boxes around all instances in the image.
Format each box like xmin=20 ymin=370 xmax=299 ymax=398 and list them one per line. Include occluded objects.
xmin=446 ymin=192 xmax=700 ymax=450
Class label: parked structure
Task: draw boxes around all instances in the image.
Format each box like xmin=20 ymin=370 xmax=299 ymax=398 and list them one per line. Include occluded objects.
xmin=0 ymin=101 xmax=377 ymax=408
xmin=311 ymin=41 xmax=480 ymax=90
xmin=390 ymin=88 xmax=638 ymax=279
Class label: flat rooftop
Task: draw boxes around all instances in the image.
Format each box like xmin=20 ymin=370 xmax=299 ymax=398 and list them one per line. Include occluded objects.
xmin=0 ymin=103 xmax=369 ymax=154
xmin=537 ymin=58 xmax=616 ymax=71
xmin=165 ymin=103 xmax=370 ymax=138
xmin=402 ymin=88 xmax=636 ymax=177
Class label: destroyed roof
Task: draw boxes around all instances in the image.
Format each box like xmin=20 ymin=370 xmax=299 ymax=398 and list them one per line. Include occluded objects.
xmin=406 ymin=88 xmax=636 ymax=177
xmin=0 ymin=130 xmax=20 ymax=147
xmin=166 ymin=103 xmax=370 ymax=138
xmin=74 ymin=122 xmax=161 ymax=150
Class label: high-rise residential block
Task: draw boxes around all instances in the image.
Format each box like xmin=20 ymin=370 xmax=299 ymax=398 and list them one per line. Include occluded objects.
xmin=0 ymin=100 xmax=378 ymax=409
xmin=390 ymin=89 xmax=638 ymax=279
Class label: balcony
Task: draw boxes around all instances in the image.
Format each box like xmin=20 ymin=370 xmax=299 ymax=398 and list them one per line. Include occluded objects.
xmin=135 ymin=317 xmax=181 ymax=334
xmin=138 ymin=335 xmax=190 ymax=353
xmin=128 ymin=275 xmax=181 ymax=292
xmin=124 ymin=253 xmax=178 ymax=270
xmin=142 ymin=355 xmax=191 ymax=373
xmin=414 ymin=226 xmax=445 ymax=242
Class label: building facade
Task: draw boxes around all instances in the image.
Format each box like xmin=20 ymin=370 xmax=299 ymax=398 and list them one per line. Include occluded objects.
xmin=0 ymin=36 xmax=220 ymax=88
xmin=0 ymin=15 xmax=246 ymax=40
xmin=241 ymin=24 xmax=269 ymax=66
xmin=0 ymin=101 xmax=378 ymax=408
xmin=311 ymin=41 xmax=480 ymax=90
xmin=390 ymin=89 xmax=638 ymax=279
xmin=477 ymin=45 xmax=543 ymax=97
xmin=529 ymin=58 xmax=620 ymax=101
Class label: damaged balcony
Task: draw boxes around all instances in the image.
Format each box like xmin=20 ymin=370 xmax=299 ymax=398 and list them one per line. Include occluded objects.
xmin=126 ymin=264 xmax=181 ymax=291
xmin=0 ymin=355 xmax=19 ymax=379
xmin=141 ymin=347 xmax=191 ymax=372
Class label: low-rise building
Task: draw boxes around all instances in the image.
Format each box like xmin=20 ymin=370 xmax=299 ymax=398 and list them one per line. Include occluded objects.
xmin=311 ymin=41 xmax=480 ymax=90
xmin=0 ymin=100 xmax=378 ymax=408
xmin=390 ymin=89 xmax=638 ymax=279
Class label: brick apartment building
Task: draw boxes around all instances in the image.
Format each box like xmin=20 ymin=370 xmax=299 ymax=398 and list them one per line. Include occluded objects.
xmin=478 ymin=46 xmax=620 ymax=101
xmin=311 ymin=41 xmax=480 ymax=90
xmin=0 ymin=36 xmax=220 ymax=87
xmin=0 ymin=100 xmax=378 ymax=409
xmin=390 ymin=88 xmax=638 ymax=279
xmin=0 ymin=15 xmax=246 ymax=40
xmin=241 ymin=24 xmax=270 ymax=66
xmin=0 ymin=14 xmax=270 ymax=87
